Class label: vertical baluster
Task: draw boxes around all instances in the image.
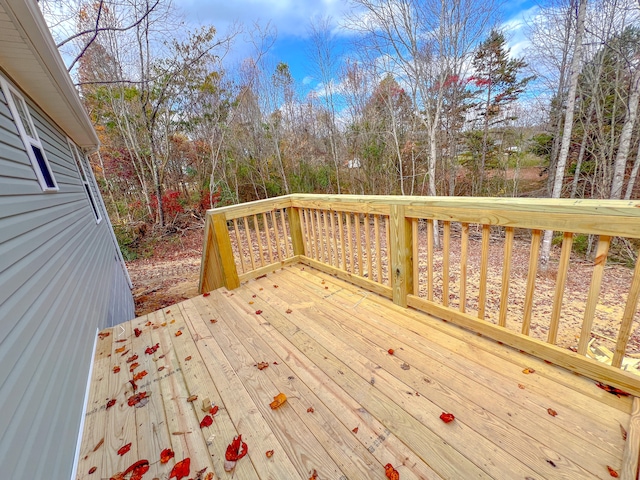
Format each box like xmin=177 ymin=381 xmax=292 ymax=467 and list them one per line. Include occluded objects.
xmin=262 ymin=212 xmax=274 ymax=264
xmin=243 ymin=216 xmax=256 ymax=270
xmin=280 ymin=209 xmax=290 ymax=257
xmin=356 ymin=213 xmax=363 ymax=276
xmin=427 ymin=219 xmax=434 ymax=301
xmin=346 ymin=212 xmax=354 ymax=272
xmin=442 ymin=221 xmax=451 ymax=307
xmin=338 ymin=211 xmax=346 ymax=270
xmin=311 ymin=209 xmax=319 ymax=260
xmin=331 ymin=211 xmax=338 ymax=267
xmin=386 ymin=216 xmax=391 ymax=286
xmin=613 ymin=247 xmax=640 ymax=367
xmin=547 ymin=232 xmax=573 ymax=343
xmin=302 ymin=208 xmax=312 ymax=257
xmin=412 ymin=218 xmax=419 ymax=295
xmin=323 ymin=209 xmax=330 ymax=264
xmin=478 ymin=224 xmax=490 ymax=319
xmin=253 ymin=214 xmax=266 ymax=266
xmin=232 ymin=218 xmax=246 ymax=274
xmin=521 ymin=229 xmax=542 ymax=336
xmin=460 ymin=223 xmax=469 ymax=313
xmin=375 ymin=215 xmax=382 ymax=283
xmin=498 ymin=227 xmax=514 ymax=327
xmin=365 ymin=213 xmax=372 ymax=279
xmin=272 ymin=210 xmax=282 ymax=262
xmin=577 ymin=235 xmax=611 ymax=355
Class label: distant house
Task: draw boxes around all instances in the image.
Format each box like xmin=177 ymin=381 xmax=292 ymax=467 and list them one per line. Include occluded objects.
xmin=0 ymin=1 xmax=134 ymax=478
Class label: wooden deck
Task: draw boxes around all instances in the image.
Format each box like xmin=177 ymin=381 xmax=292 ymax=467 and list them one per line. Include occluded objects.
xmin=77 ymin=264 xmax=640 ymax=480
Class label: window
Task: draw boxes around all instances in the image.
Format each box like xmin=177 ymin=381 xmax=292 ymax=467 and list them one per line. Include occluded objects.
xmin=0 ymin=76 xmax=58 ymax=191
xmin=68 ymin=140 xmax=102 ymax=223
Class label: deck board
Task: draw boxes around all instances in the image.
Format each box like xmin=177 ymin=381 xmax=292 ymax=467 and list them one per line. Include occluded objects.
xmin=77 ymin=265 xmax=638 ymax=480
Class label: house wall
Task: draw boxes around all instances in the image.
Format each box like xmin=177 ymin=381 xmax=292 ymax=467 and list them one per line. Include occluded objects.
xmin=0 ymin=74 xmax=134 ymax=478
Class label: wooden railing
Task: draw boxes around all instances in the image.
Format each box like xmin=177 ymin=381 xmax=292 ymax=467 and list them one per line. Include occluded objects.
xmin=200 ymin=194 xmax=640 ymax=395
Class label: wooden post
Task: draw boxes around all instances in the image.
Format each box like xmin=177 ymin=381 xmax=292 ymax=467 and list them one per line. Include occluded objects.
xmin=287 ymin=207 xmax=305 ymax=256
xmin=389 ymin=204 xmax=413 ymax=307
xmin=199 ymin=212 xmax=240 ymax=293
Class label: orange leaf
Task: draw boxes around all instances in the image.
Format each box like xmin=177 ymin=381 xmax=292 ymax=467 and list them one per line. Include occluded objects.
xmin=112 ymin=366 xmax=120 ymax=373
xmin=117 ymin=443 xmax=132 ymax=456
xmin=547 ymin=408 xmax=558 ymax=417
xmin=115 ymin=346 xmax=126 ymax=353
xmin=384 ymin=463 xmax=400 ymax=480
xmin=204 ymin=473 xmax=214 ymax=480
xmin=127 ymin=391 xmax=148 ymax=407
xmin=187 ymin=395 xmax=198 ymax=402
xmin=269 ymin=392 xmax=287 ymax=409
xmin=440 ymin=412 xmax=455 ymax=423
xmin=200 ymin=415 xmax=213 ymax=428
xmin=388 ymin=349 xmax=394 ymax=355
xmin=160 ymin=448 xmax=174 ymax=464
xmin=98 ymin=331 xmax=110 ymax=339
xmin=166 ymin=310 xmax=171 ymax=314
xmin=133 ymin=370 xmax=147 ymax=382
xmin=309 ymin=469 xmax=319 ymax=479
xmin=307 ymin=407 xmax=314 ymax=413
xmin=518 ymin=383 xmax=525 ymax=389
xmin=129 ymin=362 xmax=139 ymax=372
xmin=286 ymin=309 xmax=292 ymax=314
xmin=175 ymin=330 xmax=182 ymax=337
xmin=522 ymin=367 xmax=535 ymax=374
xmin=185 ymin=356 xmax=192 ymax=361
xmin=88 ymin=466 xmax=97 ymax=474
xmin=352 ymin=427 xmax=359 ymax=434
xmin=265 ymin=450 xmax=274 ymax=458
xmin=607 ymin=465 xmax=619 ymax=477
xmin=249 ymin=301 xmax=254 ymax=304
xmin=169 ymin=458 xmax=190 ymax=480
xmin=210 ymin=319 xmax=217 ymax=323
xmin=256 ymin=362 xmax=269 ymax=370
xmin=106 ymin=398 xmax=116 ymax=409
xmin=126 ymin=354 xmax=138 ymax=363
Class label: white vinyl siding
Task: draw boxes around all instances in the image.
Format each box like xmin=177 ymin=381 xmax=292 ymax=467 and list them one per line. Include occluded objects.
xmin=0 ymin=75 xmax=58 ymax=191
xmin=68 ymin=139 xmax=102 ymax=223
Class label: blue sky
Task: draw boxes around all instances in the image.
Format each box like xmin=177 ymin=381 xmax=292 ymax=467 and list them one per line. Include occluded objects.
xmin=179 ymin=0 xmax=542 ymax=96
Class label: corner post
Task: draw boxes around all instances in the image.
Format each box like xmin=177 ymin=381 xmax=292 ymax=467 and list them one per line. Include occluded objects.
xmin=287 ymin=207 xmax=306 ymax=256
xmin=199 ymin=212 xmax=240 ymax=293
xmin=389 ymin=204 xmax=413 ymax=307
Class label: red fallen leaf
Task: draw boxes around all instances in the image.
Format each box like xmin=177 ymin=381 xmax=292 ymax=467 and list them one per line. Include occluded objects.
xmin=98 ymin=331 xmax=110 ymax=339
xmin=88 ymin=466 xmax=97 ymax=474
xmin=547 ymin=408 xmax=558 ymax=417
xmin=134 ymin=328 xmax=142 ymax=337
xmin=256 ymin=362 xmax=269 ymax=370
xmin=309 ymin=469 xmax=319 ymax=480
xmin=166 ymin=310 xmax=171 ymax=314
xmin=129 ymin=362 xmax=139 ymax=372
xmin=145 ymin=343 xmax=159 ymax=355
xmin=158 ymin=366 xmax=165 ymax=371
xmin=273 ymin=285 xmax=279 ymax=288
xmin=224 ymin=435 xmax=248 ymax=471
xmin=175 ymin=330 xmax=183 ymax=337
xmin=145 ymin=321 xmax=152 ymax=326
xmin=265 ymin=450 xmax=274 ymax=458
xmin=169 ymin=458 xmax=190 ymax=480
xmin=607 ymin=465 xmax=620 ymax=477
xmin=127 ymin=391 xmax=148 ymax=407
xmin=160 ymin=448 xmax=174 ymax=464
xmin=185 ymin=356 xmax=192 ymax=361
xmin=210 ymin=405 xmax=219 ymax=415
xmin=384 ymin=463 xmax=400 ymax=480
xmin=286 ymin=309 xmax=292 ymax=314
xmin=522 ymin=367 xmax=535 ymax=374
xmin=106 ymin=398 xmax=116 ymax=409
xmin=126 ymin=354 xmax=138 ymax=363
xmin=200 ymin=415 xmax=213 ymax=428
xmin=115 ymin=346 xmax=126 ymax=353
xmin=133 ymin=370 xmax=147 ymax=382
xmin=129 ymin=380 xmax=137 ymax=391
xmin=307 ymin=407 xmax=314 ymax=413
xmin=255 ymin=310 xmax=263 ymax=315
xmin=388 ymin=349 xmax=394 ymax=355
xmin=270 ymin=392 xmax=287 ymax=409
xmin=210 ymin=319 xmax=217 ymax=324
xmin=352 ymin=426 xmax=359 ymax=434
xmin=115 ymin=339 xmax=127 ymax=343
xmin=273 ymin=361 xmax=278 ymax=365
xmin=109 ymin=473 xmax=125 ymax=480
xmin=117 ymin=442 xmax=131 ymax=456
xmin=252 ymin=294 xmax=257 ymax=298
xmin=203 ymin=292 xmax=211 ymax=297
xmin=124 ymin=460 xmax=149 ymax=480
xmin=113 ymin=366 xmax=120 ymax=373
xmin=596 ymin=382 xmax=630 ymax=397
xmin=440 ymin=412 xmax=455 ymax=423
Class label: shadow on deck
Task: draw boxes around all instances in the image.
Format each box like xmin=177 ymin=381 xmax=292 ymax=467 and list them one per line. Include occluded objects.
xmin=77 ymin=265 xmax=639 ymax=480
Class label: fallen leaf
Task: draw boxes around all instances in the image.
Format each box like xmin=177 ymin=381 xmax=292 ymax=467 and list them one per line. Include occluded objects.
xmin=106 ymin=399 xmax=116 ymax=409
xmin=210 ymin=405 xmax=219 ymax=415
xmin=127 ymin=391 xmax=148 ymax=407
xmin=170 ymin=319 xmax=176 ymax=324
xmin=265 ymin=450 xmax=274 ymax=458
xmin=93 ymin=438 xmax=104 ymax=452
xmin=620 ymin=423 xmax=628 ymax=441
xmin=88 ymin=466 xmax=97 ymax=474
xmin=98 ymin=332 xmax=110 ymax=339
xmin=607 ymin=465 xmax=619 ymax=477
xmin=224 ymin=435 xmax=248 ymax=472
xmin=384 ymin=463 xmax=400 ymax=480
xmin=109 ymin=473 xmax=125 ymax=480
xmin=117 ymin=443 xmax=132 ymax=456
xmin=129 ymin=379 xmax=137 ymax=391
xmin=273 ymin=285 xmax=279 ymax=288
xmin=175 ymin=330 xmax=183 ymax=337
xmin=145 ymin=343 xmax=159 ymax=355
xmin=440 ymin=412 xmax=455 ymax=423
xmin=309 ymin=469 xmax=319 ymax=480
xmin=352 ymin=426 xmax=359 ymax=434
xmin=161 ymin=322 xmax=167 ymax=326
xmin=200 ymin=415 xmax=213 ymax=428
xmin=115 ymin=346 xmax=126 ymax=353
xmin=547 ymin=408 xmax=558 ymax=417
xmin=286 ymin=309 xmax=292 ymax=314
xmin=596 ymin=382 xmax=630 ymax=397
xmin=255 ymin=310 xmax=263 ymax=315
xmin=256 ymin=362 xmax=269 ymax=370
xmin=160 ymin=448 xmax=175 ymax=464
xmin=126 ymin=354 xmax=138 ymax=363
xmin=129 ymin=362 xmax=139 ymax=372
xmin=133 ymin=370 xmax=147 ymax=382
xmin=113 ymin=366 xmax=120 ymax=374
xmin=210 ymin=319 xmax=217 ymax=324
xmin=203 ymin=292 xmax=211 ymax=297
xmin=185 ymin=356 xmax=192 ymax=361
xmin=249 ymin=301 xmax=254 ymax=305
xmin=166 ymin=310 xmax=171 ymax=314
xmin=124 ymin=460 xmax=150 ymax=480
xmin=158 ymin=366 xmax=165 ymax=371
xmin=273 ymin=361 xmax=279 ymax=365
xmin=388 ymin=349 xmax=394 ymax=355
xmin=307 ymin=407 xmax=314 ymax=413
xmin=204 ymin=473 xmax=214 ymax=480
xmin=169 ymin=458 xmax=191 ymax=480
xmin=259 ymin=288 xmax=263 ymax=291
xmin=145 ymin=321 xmax=152 ymax=326
xmin=252 ymin=294 xmax=257 ymax=298
xmin=134 ymin=328 xmax=142 ymax=338
xmin=187 ymin=395 xmax=198 ymax=402
xmin=270 ymin=392 xmax=287 ymax=409
xmin=518 ymin=384 xmax=525 ymax=389
xmin=400 ymin=363 xmax=410 ymax=370
xmin=522 ymin=368 xmax=535 ymax=374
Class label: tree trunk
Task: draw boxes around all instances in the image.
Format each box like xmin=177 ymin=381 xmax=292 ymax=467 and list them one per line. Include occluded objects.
xmin=540 ymin=0 xmax=587 ymax=269
xmin=624 ymin=143 xmax=640 ymax=200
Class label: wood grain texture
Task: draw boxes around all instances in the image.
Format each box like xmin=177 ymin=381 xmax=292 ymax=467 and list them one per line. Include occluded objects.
xmin=620 ymin=397 xmax=640 ymax=480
